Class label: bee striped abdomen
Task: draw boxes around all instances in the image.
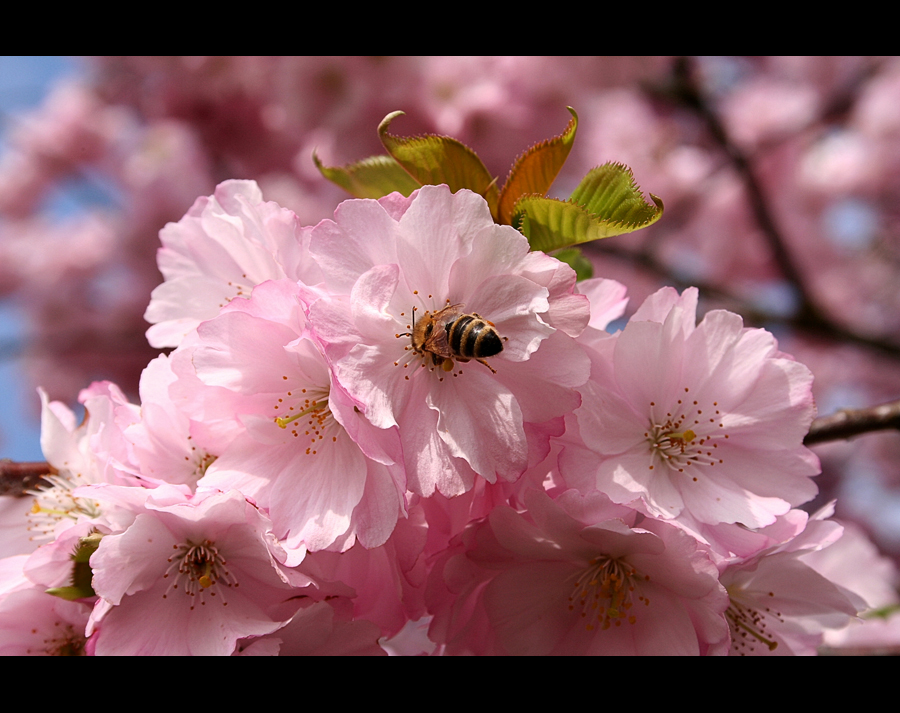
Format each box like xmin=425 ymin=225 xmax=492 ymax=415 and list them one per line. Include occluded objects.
xmin=447 ymin=314 xmax=503 ymax=359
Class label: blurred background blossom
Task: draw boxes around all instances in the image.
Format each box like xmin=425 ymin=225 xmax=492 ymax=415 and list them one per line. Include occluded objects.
xmin=2 ymin=56 xmax=899 ymax=567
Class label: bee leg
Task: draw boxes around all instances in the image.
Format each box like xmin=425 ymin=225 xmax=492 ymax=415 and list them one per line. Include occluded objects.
xmin=476 ymin=358 xmax=497 ymax=374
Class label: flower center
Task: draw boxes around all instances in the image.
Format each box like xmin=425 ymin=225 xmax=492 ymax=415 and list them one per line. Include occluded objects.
xmin=645 ymin=387 xmax=727 ymax=478
xmin=162 ymin=539 xmax=236 ymax=610
xmin=393 ymin=294 xmax=460 ymax=382
xmin=567 ymin=556 xmax=649 ymax=631
xmin=273 ymin=381 xmax=337 ymax=456
xmin=217 ymin=273 xmax=252 ymax=309
xmin=27 ymin=473 xmax=102 ymax=542
xmin=726 ymin=595 xmax=782 ymax=654
xmin=28 ymin=622 xmax=86 ymax=656
xmin=189 ymin=448 xmax=217 ymax=480
xmin=392 ymin=291 xmax=503 ymax=380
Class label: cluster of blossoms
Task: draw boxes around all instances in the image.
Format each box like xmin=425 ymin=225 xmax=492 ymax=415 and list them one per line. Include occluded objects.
xmin=0 ymin=179 xmax=875 ymax=655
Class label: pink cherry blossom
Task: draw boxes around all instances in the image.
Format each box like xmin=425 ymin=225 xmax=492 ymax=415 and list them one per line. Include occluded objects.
xmin=25 ymin=384 xmax=141 ymax=546
xmin=181 ymin=279 xmax=407 ymax=558
xmin=565 ymin=287 xmax=820 ymax=529
xmin=296 ymin=509 xmax=430 ymax=639
xmin=237 ymin=598 xmax=388 ymax=656
xmin=576 ymin=277 xmax=629 ymax=337
xmin=87 ymin=487 xmax=307 ymax=656
xmin=143 ymin=179 xmax=322 ymax=349
xmin=720 ymin=515 xmax=864 ymax=656
xmin=0 ymin=586 xmax=91 ymax=655
xmin=0 ymin=497 xmax=39 ymax=559
xmin=0 ymin=552 xmax=91 ymax=656
xmin=801 ymin=520 xmax=900 ymax=652
xmin=427 ymin=489 xmax=729 ymax=655
xmin=120 ymin=354 xmax=217 ymax=488
xmin=308 ymin=184 xmax=590 ymax=497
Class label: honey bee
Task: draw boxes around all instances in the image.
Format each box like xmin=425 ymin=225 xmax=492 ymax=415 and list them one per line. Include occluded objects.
xmin=408 ymin=303 xmax=504 ymax=374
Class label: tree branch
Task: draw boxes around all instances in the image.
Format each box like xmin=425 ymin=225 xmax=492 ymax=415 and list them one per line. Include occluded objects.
xmin=805 ymin=398 xmax=900 ymax=446
xmin=0 ymin=459 xmax=51 ymax=497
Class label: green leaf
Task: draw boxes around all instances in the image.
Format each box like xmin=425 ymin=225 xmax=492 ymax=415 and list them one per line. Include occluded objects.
xmin=313 ymin=151 xmax=421 ymax=199
xmin=46 ymin=532 xmax=103 ymax=601
xmin=569 ymin=162 xmax=664 ymax=228
xmin=497 ymin=107 xmax=578 ymax=225
xmin=513 ymin=162 xmax=664 ymax=252
xmin=552 ymin=247 xmax=594 ymax=282
xmin=514 ymin=197 xmax=606 ymax=252
xmin=378 ymin=111 xmax=500 ymax=220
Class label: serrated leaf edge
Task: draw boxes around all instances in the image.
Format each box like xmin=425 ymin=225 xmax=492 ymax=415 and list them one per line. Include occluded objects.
xmin=378 ymin=111 xmax=485 ymax=165
xmin=514 ymin=190 xmax=664 ymax=231
xmin=570 ymin=161 xmax=665 ymax=224
xmin=500 ymin=106 xmax=578 ymax=195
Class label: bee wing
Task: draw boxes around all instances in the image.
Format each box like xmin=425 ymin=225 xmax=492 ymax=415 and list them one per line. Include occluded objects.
xmin=423 ymin=319 xmax=453 ymax=357
xmin=432 ymin=303 xmax=464 ymax=324
xmin=421 ymin=304 xmax=462 ymax=358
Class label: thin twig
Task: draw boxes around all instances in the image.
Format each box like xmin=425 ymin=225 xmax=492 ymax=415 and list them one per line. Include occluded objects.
xmin=666 ymin=57 xmax=829 ymax=324
xmin=638 ymin=57 xmax=900 ymax=360
xmin=590 ymin=241 xmax=900 ymax=359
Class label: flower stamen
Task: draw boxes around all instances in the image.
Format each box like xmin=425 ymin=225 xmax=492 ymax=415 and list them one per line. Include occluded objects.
xmin=28 ymin=622 xmax=86 ymax=656
xmin=568 ymin=556 xmax=643 ymax=631
xmin=27 ymin=473 xmax=102 ymax=542
xmin=726 ymin=597 xmax=782 ymax=654
xmin=645 ymin=391 xmax=726 ymax=476
xmin=162 ymin=539 xmax=236 ymax=610
xmin=272 ymin=384 xmax=335 ymax=452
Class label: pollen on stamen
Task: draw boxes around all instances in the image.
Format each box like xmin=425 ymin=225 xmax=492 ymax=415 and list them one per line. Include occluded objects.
xmin=568 ymin=556 xmax=641 ymax=632
xmin=645 ymin=395 xmax=727 ymax=473
xmin=726 ymin=597 xmax=782 ymax=654
xmin=163 ymin=539 xmax=236 ymax=609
